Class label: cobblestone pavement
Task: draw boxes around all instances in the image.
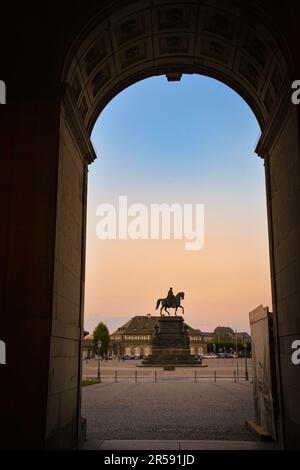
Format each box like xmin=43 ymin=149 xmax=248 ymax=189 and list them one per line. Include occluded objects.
xmin=82 ymin=381 xmax=257 ymax=441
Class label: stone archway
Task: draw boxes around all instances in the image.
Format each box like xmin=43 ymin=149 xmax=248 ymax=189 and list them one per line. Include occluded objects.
xmin=63 ymin=0 xmax=292 ymax=132
xmin=1 ymin=0 xmax=300 ymax=450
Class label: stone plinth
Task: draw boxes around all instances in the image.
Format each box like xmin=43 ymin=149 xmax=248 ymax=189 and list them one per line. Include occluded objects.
xmin=142 ymin=316 xmax=199 ymax=366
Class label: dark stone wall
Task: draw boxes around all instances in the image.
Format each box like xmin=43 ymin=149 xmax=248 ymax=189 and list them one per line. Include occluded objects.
xmin=0 ymin=101 xmax=61 ymax=447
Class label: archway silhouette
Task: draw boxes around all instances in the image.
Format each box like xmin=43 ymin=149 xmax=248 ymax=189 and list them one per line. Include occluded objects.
xmin=57 ymin=0 xmax=294 ymax=449
xmin=45 ymin=0 xmax=299 ymax=449
xmin=1 ymin=0 xmax=300 ymax=450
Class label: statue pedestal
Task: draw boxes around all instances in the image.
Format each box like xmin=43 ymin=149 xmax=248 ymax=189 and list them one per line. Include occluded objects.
xmin=142 ymin=316 xmax=199 ymax=366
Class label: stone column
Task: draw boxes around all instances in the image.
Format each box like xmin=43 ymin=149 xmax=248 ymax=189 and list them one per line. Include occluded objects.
xmin=0 ymin=98 xmax=61 ymax=448
xmin=0 ymin=87 xmax=95 ymax=448
xmin=45 ymin=87 xmax=95 ymax=449
xmin=256 ymin=86 xmax=300 ymax=448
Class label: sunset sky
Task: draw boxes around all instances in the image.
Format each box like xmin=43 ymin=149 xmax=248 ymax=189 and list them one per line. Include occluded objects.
xmin=84 ymin=74 xmax=272 ymax=334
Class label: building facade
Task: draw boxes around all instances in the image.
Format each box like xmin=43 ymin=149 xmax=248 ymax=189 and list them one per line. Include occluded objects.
xmin=83 ymin=319 xmax=252 ymax=358
xmin=83 ymin=315 xmax=208 ymax=358
xmin=110 ymin=315 xmax=208 ymax=356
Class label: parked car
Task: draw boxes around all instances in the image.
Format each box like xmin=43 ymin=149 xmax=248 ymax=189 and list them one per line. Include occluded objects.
xmin=217 ymin=353 xmax=226 ymax=358
xmin=122 ymin=354 xmax=131 ymax=360
xmin=194 ymin=354 xmax=205 ymax=360
xmin=204 ymin=354 xmax=218 ymax=359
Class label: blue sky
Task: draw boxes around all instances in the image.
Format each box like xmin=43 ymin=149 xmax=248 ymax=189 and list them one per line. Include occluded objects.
xmin=90 ymin=74 xmax=262 ymax=200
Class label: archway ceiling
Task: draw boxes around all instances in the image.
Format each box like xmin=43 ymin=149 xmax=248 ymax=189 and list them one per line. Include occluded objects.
xmin=64 ymin=0 xmax=289 ymax=133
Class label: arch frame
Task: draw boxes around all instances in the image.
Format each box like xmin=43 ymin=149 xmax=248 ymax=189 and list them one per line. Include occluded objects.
xmin=2 ymin=0 xmax=300 ymax=450
xmin=48 ymin=0 xmax=299 ymax=450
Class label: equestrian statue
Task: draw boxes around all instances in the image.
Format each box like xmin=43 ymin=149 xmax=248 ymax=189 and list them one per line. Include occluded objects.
xmin=155 ymin=287 xmax=185 ymax=316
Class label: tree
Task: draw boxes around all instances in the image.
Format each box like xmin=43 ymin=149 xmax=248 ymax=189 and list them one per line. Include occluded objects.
xmin=92 ymin=322 xmax=110 ymax=357
xmin=213 ymin=333 xmax=235 ymax=352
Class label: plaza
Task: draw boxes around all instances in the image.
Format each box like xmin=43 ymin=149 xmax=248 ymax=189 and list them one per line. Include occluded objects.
xmin=82 ymin=379 xmax=256 ymax=444
xmin=81 ymin=357 xmax=258 ymax=448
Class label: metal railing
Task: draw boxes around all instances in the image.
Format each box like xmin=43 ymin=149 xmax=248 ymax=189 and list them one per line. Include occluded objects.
xmin=83 ymin=370 xmax=252 ymax=383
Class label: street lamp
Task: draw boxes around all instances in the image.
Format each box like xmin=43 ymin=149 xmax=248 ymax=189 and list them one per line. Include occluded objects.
xmin=97 ymin=339 xmax=102 ymax=382
xmin=235 ymin=330 xmax=239 ymax=380
xmin=244 ymin=342 xmax=249 ymax=381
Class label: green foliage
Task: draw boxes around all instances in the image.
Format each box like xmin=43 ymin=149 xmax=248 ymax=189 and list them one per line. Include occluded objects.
xmin=213 ymin=333 xmax=235 ymax=351
xmin=93 ymin=322 xmax=110 ymax=356
xmin=82 ymin=379 xmax=100 ymax=387
xmin=212 ymin=333 xmax=252 ymax=354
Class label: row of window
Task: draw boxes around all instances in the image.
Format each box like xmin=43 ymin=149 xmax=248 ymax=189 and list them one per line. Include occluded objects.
xmin=124 ymin=335 xmax=151 ymax=340
xmin=112 ymin=335 xmax=203 ymax=341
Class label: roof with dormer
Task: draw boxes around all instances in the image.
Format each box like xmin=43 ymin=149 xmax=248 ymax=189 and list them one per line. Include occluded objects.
xmin=111 ymin=315 xmax=202 ymax=337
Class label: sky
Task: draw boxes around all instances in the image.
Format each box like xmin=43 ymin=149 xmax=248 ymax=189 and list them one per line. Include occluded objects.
xmin=84 ymin=74 xmax=272 ymax=334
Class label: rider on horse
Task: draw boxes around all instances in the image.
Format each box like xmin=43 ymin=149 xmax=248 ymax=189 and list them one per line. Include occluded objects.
xmin=167 ymin=287 xmax=175 ymax=308
xmin=155 ymin=288 xmax=185 ymax=316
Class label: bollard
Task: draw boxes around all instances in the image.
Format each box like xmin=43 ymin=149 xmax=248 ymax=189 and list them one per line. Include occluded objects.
xmin=194 ymin=371 xmax=197 ymax=383
xmin=214 ymin=371 xmax=216 ymax=382
xmin=155 ymin=371 xmax=157 ymax=383
xmin=135 ymin=370 xmax=137 ymax=383
xmin=115 ymin=370 xmax=117 ymax=383
xmin=245 ymin=358 xmax=249 ymax=381
xmin=234 ymin=371 xmax=236 ymax=383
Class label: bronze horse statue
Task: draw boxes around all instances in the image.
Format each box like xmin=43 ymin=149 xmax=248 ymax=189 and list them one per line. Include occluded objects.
xmin=155 ymin=292 xmax=185 ymax=316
